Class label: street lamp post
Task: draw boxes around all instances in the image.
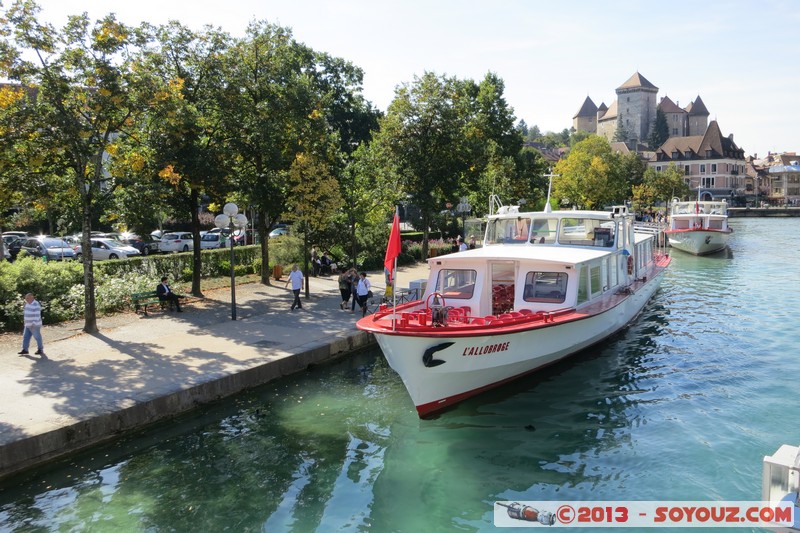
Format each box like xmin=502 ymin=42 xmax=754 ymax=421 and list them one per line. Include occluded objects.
xmin=215 ymin=203 xmax=248 ymax=320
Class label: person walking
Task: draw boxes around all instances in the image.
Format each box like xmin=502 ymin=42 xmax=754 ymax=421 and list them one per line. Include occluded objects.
xmin=349 ymin=268 xmax=359 ymax=313
xmin=18 ymin=293 xmax=44 ymax=356
xmin=285 ymin=264 xmax=304 ymax=311
xmin=338 ymin=269 xmax=353 ymax=310
xmin=356 ymin=271 xmax=371 ymax=317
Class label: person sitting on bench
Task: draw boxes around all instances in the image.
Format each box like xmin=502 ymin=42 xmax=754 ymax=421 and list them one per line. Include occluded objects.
xmin=156 ymin=276 xmax=183 ymax=312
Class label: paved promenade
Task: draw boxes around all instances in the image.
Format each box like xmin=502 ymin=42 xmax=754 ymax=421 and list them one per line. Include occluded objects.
xmin=0 ymin=262 xmax=430 ymax=481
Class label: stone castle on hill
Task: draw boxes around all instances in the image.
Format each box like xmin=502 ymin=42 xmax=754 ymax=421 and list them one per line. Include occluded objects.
xmin=572 ymin=72 xmax=753 ymax=203
xmin=572 ymin=72 xmax=710 ymax=145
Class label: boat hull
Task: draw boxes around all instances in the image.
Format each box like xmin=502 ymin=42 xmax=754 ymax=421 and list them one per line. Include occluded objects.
xmin=666 ymin=229 xmax=730 ymax=255
xmin=369 ymin=268 xmax=667 ymax=417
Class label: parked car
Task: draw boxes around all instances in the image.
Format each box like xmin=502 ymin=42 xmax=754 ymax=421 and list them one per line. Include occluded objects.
xmin=269 ymin=226 xmax=288 ymax=238
xmin=121 ymin=233 xmax=161 ymax=255
xmin=19 ymin=237 xmax=76 ymax=261
xmin=73 ymin=238 xmax=141 ymax=261
xmin=159 ymin=232 xmax=194 ymax=253
xmin=3 ymin=235 xmax=23 ymax=261
xmin=3 ymin=246 xmax=9 ymax=261
xmin=2 ymin=231 xmax=29 ymax=239
xmin=200 ymin=232 xmax=226 ymax=249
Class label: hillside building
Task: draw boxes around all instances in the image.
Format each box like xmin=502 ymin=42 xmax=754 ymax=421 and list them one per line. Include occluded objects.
xmin=648 ymin=121 xmax=746 ymax=201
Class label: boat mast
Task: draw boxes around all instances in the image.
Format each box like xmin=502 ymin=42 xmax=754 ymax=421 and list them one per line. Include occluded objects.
xmin=543 ymin=172 xmax=556 ymax=213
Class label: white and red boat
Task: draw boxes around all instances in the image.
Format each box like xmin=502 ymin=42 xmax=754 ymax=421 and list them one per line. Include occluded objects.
xmin=357 ymin=203 xmax=670 ymax=417
xmin=664 ymin=198 xmax=732 ymax=255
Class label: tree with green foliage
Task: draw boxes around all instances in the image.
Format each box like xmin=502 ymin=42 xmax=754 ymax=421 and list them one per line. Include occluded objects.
xmin=140 ymin=22 xmax=233 ymax=297
xmin=377 ymin=71 xmax=522 ymax=258
xmin=0 ymin=85 xmax=32 ymax=259
xmin=283 ymin=152 xmax=342 ymax=296
xmin=613 ymin=115 xmax=629 ymax=142
xmin=648 ymin=108 xmax=669 ymax=150
xmin=217 ymin=21 xmax=315 ymax=285
xmin=569 ymin=129 xmax=592 ymax=147
xmin=376 ymin=72 xmax=472 ymax=259
xmin=553 ymin=136 xmax=629 ymax=209
xmin=339 ymin=140 xmax=402 ymax=267
xmin=1 ymin=1 xmax=153 ymax=332
xmin=632 ymin=163 xmax=691 ymax=210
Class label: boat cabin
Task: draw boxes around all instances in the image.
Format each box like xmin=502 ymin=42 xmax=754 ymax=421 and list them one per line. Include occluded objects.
xmin=423 ymin=207 xmax=659 ymax=320
xmin=669 ymin=200 xmax=729 ymax=231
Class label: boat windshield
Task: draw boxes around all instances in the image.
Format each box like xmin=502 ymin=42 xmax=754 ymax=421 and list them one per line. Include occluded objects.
xmin=557 ymin=218 xmax=616 ymax=247
xmin=435 ymin=269 xmax=477 ymax=299
xmin=672 ymin=201 xmax=728 ymax=216
xmin=486 ymin=217 xmax=559 ymax=245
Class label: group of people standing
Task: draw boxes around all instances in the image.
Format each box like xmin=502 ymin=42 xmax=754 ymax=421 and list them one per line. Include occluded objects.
xmin=338 ymin=268 xmax=371 ymax=317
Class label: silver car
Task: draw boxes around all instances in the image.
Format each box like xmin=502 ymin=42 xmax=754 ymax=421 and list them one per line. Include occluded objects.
xmin=20 ymin=237 xmax=76 ymax=261
xmin=74 ymin=238 xmax=141 ymax=261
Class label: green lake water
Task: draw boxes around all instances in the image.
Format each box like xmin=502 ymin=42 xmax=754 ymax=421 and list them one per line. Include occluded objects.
xmin=1 ymin=217 xmax=798 ymax=532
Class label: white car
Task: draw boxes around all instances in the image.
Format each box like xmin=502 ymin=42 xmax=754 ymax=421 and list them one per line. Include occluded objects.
xmin=200 ymin=233 xmax=227 ymax=249
xmin=74 ymin=238 xmax=141 ymax=261
xmin=159 ymin=232 xmax=194 ymax=253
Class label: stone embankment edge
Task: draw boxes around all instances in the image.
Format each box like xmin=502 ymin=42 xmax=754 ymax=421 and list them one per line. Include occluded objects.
xmin=0 ymin=329 xmax=376 ymax=482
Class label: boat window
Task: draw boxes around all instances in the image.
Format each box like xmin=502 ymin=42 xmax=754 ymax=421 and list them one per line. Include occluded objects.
xmin=608 ymin=255 xmax=618 ymax=288
xmin=590 ymin=263 xmax=603 ymax=297
xmin=558 ymin=218 xmax=615 ymax=247
xmin=486 ymin=217 xmax=530 ymax=244
xmin=522 ymin=272 xmax=567 ymax=303
xmin=529 ymin=218 xmax=558 ymax=244
xmin=577 ymin=266 xmax=589 ymax=304
xmin=435 ymin=269 xmax=477 ymax=299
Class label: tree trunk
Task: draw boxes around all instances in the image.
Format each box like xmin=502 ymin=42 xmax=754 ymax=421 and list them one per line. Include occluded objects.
xmin=190 ymin=187 xmax=203 ymax=297
xmin=350 ymin=216 xmax=357 ymax=271
xmin=81 ymin=187 xmax=97 ymax=334
xmin=258 ymin=208 xmax=270 ymax=286
xmin=303 ymin=230 xmax=310 ymax=299
xmin=421 ymin=213 xmax=430 ymax=260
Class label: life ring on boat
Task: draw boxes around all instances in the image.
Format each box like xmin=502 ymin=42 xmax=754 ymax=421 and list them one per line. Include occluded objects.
xmin=626 ymin=255 xmax=634 ymax=275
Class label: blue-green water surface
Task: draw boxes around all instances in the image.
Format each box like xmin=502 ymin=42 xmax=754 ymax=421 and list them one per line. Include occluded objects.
xmin=1 ymin=218 xmax=799 ymax=532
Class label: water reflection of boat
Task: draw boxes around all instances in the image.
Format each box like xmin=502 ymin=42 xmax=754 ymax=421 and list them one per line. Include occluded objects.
xmin=665 ymin=198 xmax=732 ymax=255
xmin=357 ymin=203 xmax=670 ymax=417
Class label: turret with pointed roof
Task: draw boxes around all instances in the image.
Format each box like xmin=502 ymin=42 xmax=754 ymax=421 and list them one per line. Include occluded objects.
xmin=686 ymin=95 xmax=709 ymax=136
xmin=572 ymin=96 xmax=598 ymax=133
xmin=616 ymin=71 xmax=658 ymax=92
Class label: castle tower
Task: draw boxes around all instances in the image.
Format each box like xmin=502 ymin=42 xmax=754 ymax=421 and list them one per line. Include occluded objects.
xmin=573 ymin=96 xmax=598 ymax=133
xmin=686 ymin=95 xmax=709 ymax=136
xmin=614 ymin=72 xmax=658 ymax=144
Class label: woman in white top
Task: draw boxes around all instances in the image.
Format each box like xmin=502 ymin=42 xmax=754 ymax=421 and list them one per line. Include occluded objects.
xmin=356 ymin=272 xmax=371 ymax=317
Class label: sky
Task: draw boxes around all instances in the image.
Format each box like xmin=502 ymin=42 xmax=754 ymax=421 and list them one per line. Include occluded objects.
xmin=24 ymin=0 xmax=800 ymax=158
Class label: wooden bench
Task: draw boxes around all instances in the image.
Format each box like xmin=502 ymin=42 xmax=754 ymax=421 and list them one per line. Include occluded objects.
xmin=132 ymin=290 xmax=196 ymax=316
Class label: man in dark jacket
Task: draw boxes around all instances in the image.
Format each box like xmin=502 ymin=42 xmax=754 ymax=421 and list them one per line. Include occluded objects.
xmin=156 ymin=276 xmax=183 ymax=312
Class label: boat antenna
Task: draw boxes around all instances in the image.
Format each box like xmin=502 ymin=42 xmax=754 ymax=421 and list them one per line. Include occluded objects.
xmin=543 ymin=172 xmax=555 ymax=213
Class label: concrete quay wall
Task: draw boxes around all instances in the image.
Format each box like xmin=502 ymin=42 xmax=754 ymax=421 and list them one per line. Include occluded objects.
xmin=0 ymin=263 xmax=435 ymax=483
xmin=0 ymin=328 xmax=375 ymax=481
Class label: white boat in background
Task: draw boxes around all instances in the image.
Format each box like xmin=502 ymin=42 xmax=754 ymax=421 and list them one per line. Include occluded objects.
xmin=357 ymin=203 xmax=670 ymax=417
xmin=665 ymin=198 xmax=732 ymax=255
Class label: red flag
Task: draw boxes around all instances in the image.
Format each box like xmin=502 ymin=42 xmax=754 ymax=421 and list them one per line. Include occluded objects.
xmin=384 ymin=211 xmax=401 ymax=282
